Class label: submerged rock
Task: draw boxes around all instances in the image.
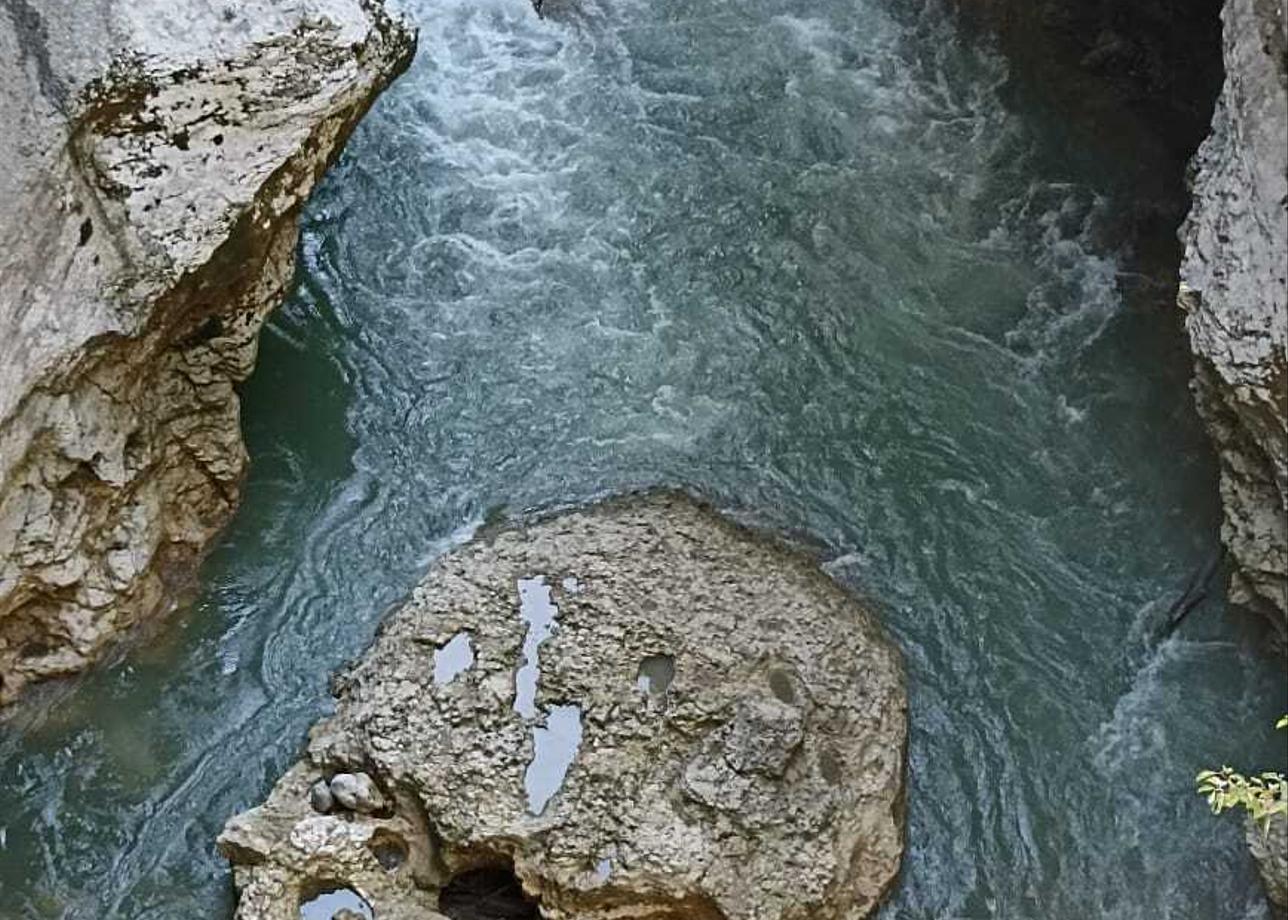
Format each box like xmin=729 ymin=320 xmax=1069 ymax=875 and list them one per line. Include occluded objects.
xmin=1178 ymin=0 xmax=1287 ymax=642
xmin=0 ymin=0 xmax=416 ymax=704
xmin=219 ymin=492 xmax=907 ymax=920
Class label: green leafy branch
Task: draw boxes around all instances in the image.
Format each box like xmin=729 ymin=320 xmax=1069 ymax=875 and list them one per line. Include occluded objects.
xmin=1196 ymin=716 xmax=1288 ymax=835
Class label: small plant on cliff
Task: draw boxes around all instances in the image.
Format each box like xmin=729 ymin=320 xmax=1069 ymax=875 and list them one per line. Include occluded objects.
xmin=1196 ymin=716 xmax=1288 ymax=835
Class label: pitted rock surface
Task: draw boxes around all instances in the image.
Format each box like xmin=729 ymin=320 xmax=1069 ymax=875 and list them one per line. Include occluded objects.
xmin=0 ymin=0 xmax=416 ymax=703
xmin=219 ymin=492 xmax=907 ymax=920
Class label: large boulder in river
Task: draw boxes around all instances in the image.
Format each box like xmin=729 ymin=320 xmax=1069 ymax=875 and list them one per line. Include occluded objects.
xmin=1177 ymin=0 xmax=1287 ymax=643
xmin=219 ymin=492 xmax=908 ymax=920
xmin=0 ymin=0 xmax=416 ymax=703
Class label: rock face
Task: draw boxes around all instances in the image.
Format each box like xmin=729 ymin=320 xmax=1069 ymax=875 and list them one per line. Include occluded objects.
xmin=0 ymin=0 xmax=416 ymax=703
xmin=1248 ymin=813 xmax=1288 ymax=916
xmin=220 ymin=493 xmax=908 ymax=920
xmin=1178 ymin=0 xmax=1287 ymax=642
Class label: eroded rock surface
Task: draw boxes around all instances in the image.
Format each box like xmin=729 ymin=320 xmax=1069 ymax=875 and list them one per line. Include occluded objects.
xmin=1178 ymin=0 xmax=1287 ymax=640
xmin=220 ymin=492 xmax=908 ymax=920
xmin=0 ymin=0 xmax=416 ymax=703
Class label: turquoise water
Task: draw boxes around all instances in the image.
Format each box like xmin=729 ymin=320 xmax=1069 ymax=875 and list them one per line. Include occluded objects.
xmin=1 ymin=0 xmax=1284 ymax=917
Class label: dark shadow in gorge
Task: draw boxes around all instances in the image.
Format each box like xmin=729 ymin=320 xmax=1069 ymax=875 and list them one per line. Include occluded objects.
xmin=945 ymin=0 xmax=1225 ymax=314
xmin=912 ymin=0 xmax=1232 ymax=595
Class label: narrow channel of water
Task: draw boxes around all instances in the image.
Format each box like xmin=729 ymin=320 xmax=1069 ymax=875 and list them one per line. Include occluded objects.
xmin=1 ymin=0 xmax=1284 ymax=917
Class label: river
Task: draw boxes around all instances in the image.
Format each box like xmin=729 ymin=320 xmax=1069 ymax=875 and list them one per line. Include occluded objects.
xmin=1 ymin=0 xmax=1284 ymax=917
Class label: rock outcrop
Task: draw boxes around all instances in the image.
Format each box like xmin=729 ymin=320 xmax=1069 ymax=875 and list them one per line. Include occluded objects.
xmin=1178 ymin=0 xmax=1287 ymax=642
xmin=1248 ymin=812 xmax=1288 ymax=916
xmin=0 ymin=0 xmax=416 ymax=703
xmin=219 ymin=493 xmax=908 ymax=920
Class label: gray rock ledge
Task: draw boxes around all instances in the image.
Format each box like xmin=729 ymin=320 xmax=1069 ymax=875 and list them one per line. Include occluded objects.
xmin=219 ymin=492 xmax=908 ymax=920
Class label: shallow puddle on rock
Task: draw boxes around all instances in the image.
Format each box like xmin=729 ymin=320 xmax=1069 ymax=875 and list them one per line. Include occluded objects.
xmin=525 ymin=704 xmax=582 ymax=815
xmin=636 ymin=654 xmax=675 ymax=697
xmin=514 ymin=577 xmax=558 ymax=719
xmin=299 ymin=886 xmax=373 ymax=920
xmin=432 ymin=632 xmax=474 ymax=685
xmin=593 ymin=858 xmax=612 ymax=882
xmin=561 ymin=576 xmax=581 ymax=593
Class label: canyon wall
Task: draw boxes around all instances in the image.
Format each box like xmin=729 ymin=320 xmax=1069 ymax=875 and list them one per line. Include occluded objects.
xmin=0 ymin=0 xmax=416 ymax=704
xmin=1179 ymin=0 xmax=1287 ymax=644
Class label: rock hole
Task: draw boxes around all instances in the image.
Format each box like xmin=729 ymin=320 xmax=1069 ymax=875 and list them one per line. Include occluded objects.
xmin=636 ymin=654 xmax=675 ymax=697
xmin=124 ymin=430 xmax=146 ymax=466
xmin=182 ymin=315 xmax=224 ymax=349
xmin=819 ymin=746 xmax=842 ymax=785
xmin=20 ymin=640 xmax=55 ymax=660
xmin=367 ymin=829 xmax=408 ymax=872
xmin=78 ymin=218 xmax=93 ymax=246
xmin=173 ymin=129 xmax=190 ymax=150
xmin=212 ymin=132 xmax=224 ymax=146
xmin=433 ymin=633 xmax=474 ymax=685
xmin=439 ymin=866 xmax=539 ymax=920
xmin=768 ymin=669 xmax=795 ymax=704
xmin=298 ymin=881 xmax=373 ymax=920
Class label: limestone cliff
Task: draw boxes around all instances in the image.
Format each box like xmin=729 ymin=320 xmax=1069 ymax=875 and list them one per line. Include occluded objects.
xmin=220 ymin=493 xmax=908 ymax=920
xmin=1179 ymin=0 xmax=1288 ymax=642
xmin=0 ymin=0 xmax=416 ymax=704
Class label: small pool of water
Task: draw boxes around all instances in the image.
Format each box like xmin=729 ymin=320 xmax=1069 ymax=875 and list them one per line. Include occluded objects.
xmin=433 ymin=633 xmax=476 ymax=685
xmin=525 ymin=704 xmax=584 ymax=815
xmin=515 ymin=577 xmax=559 ymax=720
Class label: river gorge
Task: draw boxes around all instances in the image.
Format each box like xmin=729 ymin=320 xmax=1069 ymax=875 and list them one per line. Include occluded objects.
xmin=0 ymin=0 xmax=1285 ymax=917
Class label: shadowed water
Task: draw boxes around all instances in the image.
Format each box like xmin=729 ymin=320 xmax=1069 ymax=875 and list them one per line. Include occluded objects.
xmin=1 ymin=0 xmax=1285 ymax=917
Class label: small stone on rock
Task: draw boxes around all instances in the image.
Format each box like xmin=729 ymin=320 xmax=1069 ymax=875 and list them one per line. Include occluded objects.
xmin=308 ymin=779 xmax=334 ymax=814
xmin=329 ymin=772 xmax=385 ymax=814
